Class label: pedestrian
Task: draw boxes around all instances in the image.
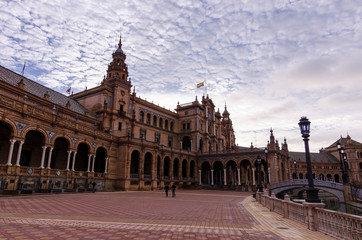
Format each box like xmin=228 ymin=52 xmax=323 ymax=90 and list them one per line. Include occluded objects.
xmin=92 ymin=181 xmax=96 ymax=193
xmin=171 ymin=184 xmax=176 ymax=197
xmin=164 ymin=184 xmax=169 ymax=197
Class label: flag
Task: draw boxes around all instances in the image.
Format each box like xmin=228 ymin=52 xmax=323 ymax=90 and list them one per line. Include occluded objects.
xmin=197 ymin=82 xmax=205 ymax=88
xmin=21 ymin=62 xmax=26 ymax=75
xmin=66 ymin=88 xmax=71 ymax=94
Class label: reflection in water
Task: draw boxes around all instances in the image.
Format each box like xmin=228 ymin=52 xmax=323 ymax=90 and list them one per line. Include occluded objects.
xmin=288 ymin=190 xmax=362 ymax=216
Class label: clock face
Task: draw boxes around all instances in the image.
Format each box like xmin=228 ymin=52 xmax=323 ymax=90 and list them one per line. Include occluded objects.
xmin=121 ymin=90 xmax=125 ymax=96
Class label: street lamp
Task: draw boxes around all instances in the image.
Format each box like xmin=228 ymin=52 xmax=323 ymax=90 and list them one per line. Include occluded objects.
xmin=298 ymin=117 xmax=320 ymax=203
xmin=343 ymin=153 xmax=350 ymax=184
xmin=337 ymin=141 xmax=346 ymax=184
xmin=293 ymin=160 xmax=297 ymax=179
xmin=264 ymin=147 xmax=269 ymax=184
xmin=257 ymin=155 xmax=263 ymax=192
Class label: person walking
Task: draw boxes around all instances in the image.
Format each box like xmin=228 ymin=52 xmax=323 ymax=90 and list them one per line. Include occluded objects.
xmin=164 ymin=184 xmax=169 ymax=197
xmin=171 ymin=184 xmax=176 ymax=197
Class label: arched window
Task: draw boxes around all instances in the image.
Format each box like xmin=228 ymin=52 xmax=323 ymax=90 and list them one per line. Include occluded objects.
xmin=153 ymin=115 xmax=157 ymax=127
xmin=165 ymin=120 xmax=169 ymax=130
xmin=159 ymin=118 xmax=163 ymax=129
xmin=139 ymin=111 xmax=144 ymax=123
xmin=170 ymin=121 xmax=174 ymax=131
xmin=146 ymin=113 xmax=151 ymax=125
xmin=359 ymin=162 xmax=362 ymax=169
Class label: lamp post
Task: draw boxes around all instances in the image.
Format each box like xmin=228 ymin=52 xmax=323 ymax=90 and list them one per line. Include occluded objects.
xmin=257 ymin=155 xmax=263 ymax=192
xmin=337 ymin=141 xmax=346 ymax=184
xmin=264 ymin=147 xmax=269 ymax=184
xmin=298 ymin=117 xmax=320 ymax=203
xmin=293 ymin=160 xmax=297 ymax=179
xmin=343 ymin=153 xmax=350 ymax=184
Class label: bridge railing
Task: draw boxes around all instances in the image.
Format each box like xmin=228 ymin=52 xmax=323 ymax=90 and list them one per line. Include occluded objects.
xmin=271 ymin=179 xmax=344 ymax=191
xmin=256 ymin=192 xmax=362 ymax=239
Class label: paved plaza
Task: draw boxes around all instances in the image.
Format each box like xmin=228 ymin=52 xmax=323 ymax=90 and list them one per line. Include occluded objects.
xmin=0 ymin=190 xmax=335 ymax=240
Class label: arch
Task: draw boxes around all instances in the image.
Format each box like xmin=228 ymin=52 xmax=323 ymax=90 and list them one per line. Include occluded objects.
xmin=240 ymin=159 xmax=252 ymax=186
xmin=74 ymin=142 xmax=89 ymax=171
xmin=164 ymin=156 xmax=170 ymax=178
xmin=292 ymin=173 xmax=297 ymax=179
xmin=0 ymin=121 xmax=14 ymax=165
xmin=157 ymin=155 xmax=161 ymax=179
xmin=153 ymin=115 xmax=157 ymax=127
xmin=182 ymin=136 xmax=191 ymax=151
xmin=182 ymin=159 xmax=187 ymax=178
xmin=159 ymin=117 xmax=163 ymax=129
xmin=190 ymin=160 xmax=195 ymax=179
xmin=146 ymin=113 xmax=151 ymax=125
xmin=334 ymin=174 xmax=340 ymax=183
xmin=213 ymin=161 xmax=224 ymax=185
xmin=130 ymin=150 xmax=140 ymax=177
xmin=173 ymin=158 xmax=179 ymax=178
xmin=51 ymin=137 xmax=69 ymax=169
xmin=226 ymin=160 xmax=237 ymax=186
xmin=21 ymin=130 xmax=45 ymax=167
xmin=165 ymin=120 xmax=169 ymax=130
xmin=319 ymin=173 xmax=325 ymax=180
xmin=139 ymin=111 xmax=144 ymax=123
xmin=51 ymin=134 xmax=72 ymax=146
xmin=94 ymin=147 xmax=107 ymax=172
xmin=0 ymin=119 xmax=16 ymax=136
xmin=201 ymin=161 xmax=211 ymax=184
xmin=21 ymin=126 xmax=48 ymax=143
xmin=74 ymin=141 xmax=92 ymax=153
xmin=170 ymin=121 xmax=174 ymax=131
xmin=299 ymin=173 xmax=304 ymax=179
xmin=144 ymin=152 xmax=153 ymax=177
xmin=326 ymin=174 xmax=332 ymax=181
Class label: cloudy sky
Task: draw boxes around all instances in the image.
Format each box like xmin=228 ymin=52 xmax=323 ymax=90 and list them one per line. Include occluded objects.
xmin=1 ymin=0 xmax=361 ymax=152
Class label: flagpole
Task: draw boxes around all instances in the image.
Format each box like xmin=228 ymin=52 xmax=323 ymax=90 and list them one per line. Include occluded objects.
xmin=205 ymin=80 xmax=207 ymax=96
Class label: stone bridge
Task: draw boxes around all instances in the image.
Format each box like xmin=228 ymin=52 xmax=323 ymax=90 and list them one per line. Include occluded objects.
xmin=270 ymin=179 xmax=345 ymax=202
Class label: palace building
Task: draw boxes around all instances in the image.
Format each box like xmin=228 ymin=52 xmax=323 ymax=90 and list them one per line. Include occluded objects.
xmin=0 ymin=35 xmax=360 ymax=193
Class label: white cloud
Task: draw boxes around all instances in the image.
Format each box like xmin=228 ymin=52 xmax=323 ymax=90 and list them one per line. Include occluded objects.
xmin=0 ymin=0 xmax=361 ymax=152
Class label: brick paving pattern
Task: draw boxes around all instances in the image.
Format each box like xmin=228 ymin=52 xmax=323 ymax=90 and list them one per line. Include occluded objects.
xmin=0 ymin=190 xmax=335 ymax=239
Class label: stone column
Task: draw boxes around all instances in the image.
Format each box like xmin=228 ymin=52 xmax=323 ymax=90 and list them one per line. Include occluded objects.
xmin=91 ymin=155 xmax=95 ymax=172
xmin=211 ymin=169 xmax=214 ymax=185
xmin=15 ymin=141 xmax=24 ymax=166
xmin=6 ymin=139 xmax=16 ymax=166
xmin=87 ymin=155 xmax=91 ymax=172
xmin=66 ymin=151 xmax=71 ymax=170
xmin=252 ymin=168 xmax=256 ymax=185
xmin=104 ymin=157 xmax=108 ymax=174
xmin=198 ymin=170 xmax=202 ymax=184
xmin=237 ymin=168 xmax=241 ymax=185
xmin=223 ymin=168 xmax=227 ymax=185
xmin=40 ymin=146 xmax=47 ymax=168
xmin=71 ymin=152 xmax=77 ymax=171
xmin=46 ymin=147 xmax=54 ymax=169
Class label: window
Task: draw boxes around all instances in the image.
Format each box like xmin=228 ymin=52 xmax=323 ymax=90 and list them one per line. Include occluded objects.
xmin=139 ymin=111 xmax=144 ymax=123
xmin=153 ymin=115 xmax=157 ymax=127
xmin=170 ymin=121 xmax=174 ymax=131
xmin=359 ymin=162 xmax=362 ymax=170
xmin=165 ymin=120 xmax=168 ymax=130
xmin=159 ymin=118 xmax=163 ymax=128
xmin=185 ymin=111 xmax=188 ymax=115
xmin=140 ymin=128 xmax=147 ymax=139
xmin=168 ymin=136 xmax=173 ymax=148
xmin=155 ymin=132 xmax=160 ymax=144
xmin=146 ymin=113 xmax=151 ymax=125
xmin=118 ymin=122 xmax=122 ymax=130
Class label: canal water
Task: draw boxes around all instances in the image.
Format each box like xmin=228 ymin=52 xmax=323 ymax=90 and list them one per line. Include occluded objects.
xmin=290 ymin=190 xmax=362 ymax=216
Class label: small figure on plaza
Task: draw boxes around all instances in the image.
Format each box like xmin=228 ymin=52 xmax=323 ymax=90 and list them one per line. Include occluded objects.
xmin=171 ymin=184 xmax=176 ymax=197
xmin=92 ymin=181 xmax=96 ymax=193
xmin=164 ymin=184 xmax=169 ymax=197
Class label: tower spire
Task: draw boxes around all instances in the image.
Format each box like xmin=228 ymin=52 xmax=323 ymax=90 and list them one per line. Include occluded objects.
xmin=118 ymin=34 xmax=122 ymax=49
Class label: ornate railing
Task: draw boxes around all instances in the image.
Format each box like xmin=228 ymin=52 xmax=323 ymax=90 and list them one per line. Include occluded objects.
xmin=256 ymin=192 xmax=362 ymax=239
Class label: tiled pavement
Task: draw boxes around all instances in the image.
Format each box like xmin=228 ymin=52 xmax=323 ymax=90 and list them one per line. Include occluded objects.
xmin=0 ymin=190 xmax=335 ymax=239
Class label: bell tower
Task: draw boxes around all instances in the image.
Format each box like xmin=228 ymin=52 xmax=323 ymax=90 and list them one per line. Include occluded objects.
xmin=105 ymin=34 xmax=129 ymax=82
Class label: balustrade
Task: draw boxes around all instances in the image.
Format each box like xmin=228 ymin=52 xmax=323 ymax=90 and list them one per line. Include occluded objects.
xmin=256 ymin=192 xmax=362 ymax=239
